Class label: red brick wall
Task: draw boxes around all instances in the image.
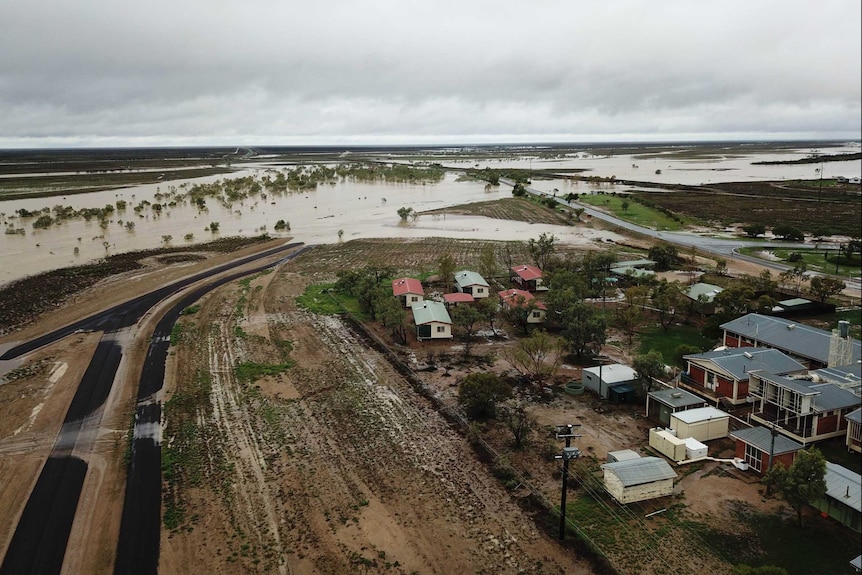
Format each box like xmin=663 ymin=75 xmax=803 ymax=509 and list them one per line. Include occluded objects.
xmin=689 ymin=365 xmax=706 ymax=384
xmin=725 ymin=334 xmax=741 ymax=348
xmin=738 ymin=380 xmax=749 ymax=398
xmin=717 ymin=376 xmax=735 ymax=400
xmin=817 ymin=413 xmax=839 ymax=435
xmin=734 ymin=441 xmax=745 ymax=460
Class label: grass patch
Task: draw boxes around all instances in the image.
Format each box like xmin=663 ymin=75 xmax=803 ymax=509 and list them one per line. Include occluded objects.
xmin=638 ymin=324 xmax=715 ymax=366
xmin=181 ymin=303 xmax=202 ymax=315
xmin=577 ymin=194 xmax=687 ymax=231
xmin=296 ymin=283 xmax=365 ymax=316
xmin=737 ymin=246 xmax=861 ymax=279
xmin=698 ymin=504 xmax=861 ymax=575
xmin=170 ymin=323 xmax=184 ymax=346
xmin=234 ymin=361 xmax=294 ymax=384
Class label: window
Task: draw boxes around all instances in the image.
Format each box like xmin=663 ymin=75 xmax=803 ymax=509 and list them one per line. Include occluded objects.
xmin=411 ymin=296 xmax=418 ymax=302
xmin=436 ymin=326 xmax=445 ymax=333
xmin=706 ymin=372 xmax=717 ymax=391
xmin=850 ymin=421 xmax=862 ymax=443
xmin=744 ymin=443 xmax=762 ymax=472
xmin=476 ymin=288 xmax=484 ymax=294
xmin=532 ymin=311 xmax=542 ymax=318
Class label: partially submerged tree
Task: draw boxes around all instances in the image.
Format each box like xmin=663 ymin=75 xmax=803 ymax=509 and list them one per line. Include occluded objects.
xmin=397 ymin=206 xmax=413 ymax=221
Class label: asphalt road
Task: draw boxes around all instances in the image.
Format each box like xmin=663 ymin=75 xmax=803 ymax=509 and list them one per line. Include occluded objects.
xmin=504 ymin=178 xmax=861 ymax=293
xmin=0 ymin=241 xmax=308 ymax=575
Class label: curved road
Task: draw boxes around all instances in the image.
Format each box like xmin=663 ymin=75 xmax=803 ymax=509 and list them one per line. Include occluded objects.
xmin=0 ymin=241 xmax=309 ymax=575
xmin=505 ymin=178 xmax=860 ymax=293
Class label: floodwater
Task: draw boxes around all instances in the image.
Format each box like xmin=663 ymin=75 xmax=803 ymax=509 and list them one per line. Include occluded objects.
xmin=0 ymin=170 xmax=615 ymax=286
xmin=1 ymin=143 xmax=860 ymax=287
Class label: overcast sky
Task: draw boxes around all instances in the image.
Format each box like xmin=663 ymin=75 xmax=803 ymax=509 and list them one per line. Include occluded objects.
xmin=2 ymin=0 xmax=860 ymax=148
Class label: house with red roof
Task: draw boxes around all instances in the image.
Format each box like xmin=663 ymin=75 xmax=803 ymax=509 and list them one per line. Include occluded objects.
xmin=511 ymin=264 xmax=545 ymax=292
xmin=498 ymin=288 xmax=546 ymax=324
xmin=392 ymin=277 xmax=424 ymax=308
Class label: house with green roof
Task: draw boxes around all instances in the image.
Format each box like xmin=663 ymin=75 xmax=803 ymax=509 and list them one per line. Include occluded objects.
xmin=454 ymin=270 xmax=490 ymax=299
xmin=411 ymin=301 xmax=453 ymax=341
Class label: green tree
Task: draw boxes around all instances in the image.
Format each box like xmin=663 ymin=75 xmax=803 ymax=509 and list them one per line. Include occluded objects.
xmin=437 ymin=253 xmax=456 ymax=291
xmin=376 ymin=294 xmax=408 ymax=344
xmin=451 ymin=304 xmax=483 ymax=339
xmin=559 ymin=302 xmax=607 ymax=359
xmin=651 ymin=280 xmax=684 ymax=332
xmin=457 ymin=373 xmax=511 ymax=420
xmin=478 ymin=244 xmax=499 ymax=283
xmin=771 ymin=448 xmax=827 ymax=528
xmin=714 ymin=258 xmax=728 ymax=276
xmin=476 ymin=297 xmax=500 ymax=336
xmin=648 ymin=244 xmax=681 ymax=272
xmin=511 ymin=182 xmax=527 ymax=196
xmin=673 ymin=344 xmax=702 ymax=368
xmin=527 ymin=233 xmax=556 ymax=270
xmin=772 ymin=224 xmax=804 ymax=241
xmin=714 ymin=284 xmax=756 ymax=315
xmin=742 ymin=223 xmax=766 ymax=237
xmin=499 ymin=400 xmax=536 ymax=450
xmin=621 ymin=199 xmax=630 ymax=213
xmin=615 ymin=304 xmax=642 ymax=346
xmin=501 ymin=330 xmax=563 ymax=383
xmin=632 ymin=350 xmax=666 ymax=394
xmin=808 ymin=275 xmax=845 ymax=303
xmin=397 ymin=206 xmax=413 ymax=221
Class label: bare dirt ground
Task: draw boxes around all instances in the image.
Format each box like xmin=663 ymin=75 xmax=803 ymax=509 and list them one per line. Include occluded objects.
xmin=0 ymin=235 xmax=837 ymax=575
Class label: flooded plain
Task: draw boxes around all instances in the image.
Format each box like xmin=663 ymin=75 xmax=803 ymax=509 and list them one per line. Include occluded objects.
xmin=1 ymin=143 xmax=860 ymax=287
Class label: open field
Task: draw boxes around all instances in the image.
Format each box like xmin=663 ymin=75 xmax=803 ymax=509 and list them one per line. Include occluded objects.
xmin=631 ymin=181 xmax=862 ymax=236
xmin=419 ymin=196 xmax=573 ymax=226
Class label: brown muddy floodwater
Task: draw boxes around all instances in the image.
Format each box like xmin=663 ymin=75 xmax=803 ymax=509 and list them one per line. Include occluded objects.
xmin=0 ymin=170 xmax=619 ymax=286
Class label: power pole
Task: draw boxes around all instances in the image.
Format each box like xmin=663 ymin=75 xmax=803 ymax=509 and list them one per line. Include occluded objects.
xmin=555 ymin=424 xmax=582 ymax=540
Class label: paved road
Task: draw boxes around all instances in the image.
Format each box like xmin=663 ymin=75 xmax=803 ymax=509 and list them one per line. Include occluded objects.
xmin=504 ymin=178 xmax=861 ymax=293
xmin=0 ymin=241 xmax=308 ymax=575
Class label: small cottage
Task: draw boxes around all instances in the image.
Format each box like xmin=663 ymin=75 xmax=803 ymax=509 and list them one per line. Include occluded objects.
xmin=601 ymin=456 xmax=677 ymax=504
xmin=411 ymin=301 xmax=452 ymax=341
xmin=498 ymin=288 xmax=547 ymax=324
xmin=392 ymin=277 xmax=424 ymax=308
xmin=454 ymin=270 xmax=490 ymax=299
xmin=511 ymin=264 xmax=545 ymax=291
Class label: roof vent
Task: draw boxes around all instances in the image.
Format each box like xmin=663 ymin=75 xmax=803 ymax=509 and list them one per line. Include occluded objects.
xmin=671 ymin=392 xmax=683 ymax=398
xmin=743 ymin=351 xmax=753 ymax=359
xmin=787 ymin=324 xmax=796 ymax=330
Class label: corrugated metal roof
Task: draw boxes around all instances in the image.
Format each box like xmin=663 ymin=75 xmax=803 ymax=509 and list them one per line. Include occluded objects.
xmin=614 ymin=259 xmax=656 ymax=268
xmin=583 ymin=364 xmax=638 ymax=385
xmin=648 ymin=387 xmax=707 ymax=408
xmin=610 ymin=266 xmax=655 ymax=277
xmin=729 ymin=426 xmax=803 ymax=455
xmin=671 ymin=406 xmax=729 ymax=424
xmin=411 ymin=301 xmax=451 ymax=325
xmin=685 ymin=347 xmax=806 ymax=381
xmin=443 ymin=292 xmax=474 ymax=303
xmin=602 ymin=456 xmax=677 ymax=487
xmin=847 ymin=407 xmax=862 ymax=424
xmin=608 ymin=449 xmax=641 ymax=462
xmin=686 ymin=283 xmax=724 ymax=302
xmin=720 ymin=313 xmax=861 ymax=365
xmin=392 ymin=277 xmax=424 ymax=297
xmin=454 ymin=270 xmax=489 ymax=288
xmin=809 ymin=383 xmax=862 ymax=411
xmin=512 ymin=264 xmax=542 ymax=281
xmin=824 ymin=462 xmax=861 ymax=513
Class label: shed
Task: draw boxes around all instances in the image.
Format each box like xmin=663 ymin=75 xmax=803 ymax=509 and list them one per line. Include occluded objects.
xmin=670 ymin=406 xmax=730 ymax=442
xmin=607 ymin=449 xmax=641 ymax=463
xmin=601 ymin=456 xmax=677 ymax=504
xmin=646 ymin=387 xmax=708 ymax=426
xmin=608 ymin=383 xmax=636 ymax=404
xmin=684 ymin=437 xmax=708 ymax=460
xmin=813 ymin=463 xmax=861 ymax=532
xmin=582 ymin=363 xmax=638 ymax=400
xmin=443 ymin=292 xmax=474 ymax=307
xmin=649 ymin=428 xmax=687 ymax=462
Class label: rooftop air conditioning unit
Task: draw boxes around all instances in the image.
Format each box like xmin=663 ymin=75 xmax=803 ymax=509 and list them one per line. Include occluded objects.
xmin=671 ymin=392 xmax=683 ymax=398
